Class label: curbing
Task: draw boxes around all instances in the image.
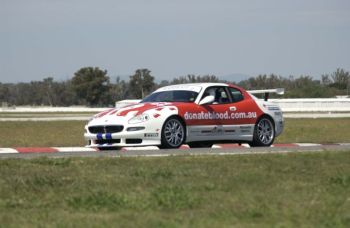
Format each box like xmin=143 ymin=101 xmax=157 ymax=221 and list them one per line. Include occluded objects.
xmin=0 ymin=143 xmax=344 ymax=154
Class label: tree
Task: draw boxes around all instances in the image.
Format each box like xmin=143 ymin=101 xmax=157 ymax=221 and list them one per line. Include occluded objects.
xmin=171 ymin=74 xmax=220 ymax=84
xmin=110 ymin=77 xmax=130 ymax=102
xmin=129 ymin=69 xmax=155 ymax=99
xmin=330 ymin=68 xmax=350 ymax=90
xmin=321 ymin=74 xmax=331 ymax=85
xmin=0 ymin=83 xmax=9 ymax=104
xmin=159 ymin=80 xmax=170 ymax=87
xmin=71 ymin=67 xmax=111 ymax=106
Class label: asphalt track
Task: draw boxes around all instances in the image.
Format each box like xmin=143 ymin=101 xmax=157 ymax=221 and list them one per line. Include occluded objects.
xmin=1 ymin=143 xmax=349 ymax=159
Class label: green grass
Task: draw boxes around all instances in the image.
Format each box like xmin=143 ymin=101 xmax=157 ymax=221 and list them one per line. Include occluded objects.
xmin=0 ymin=151 xmax=349 ymax=227
xmin=275 ymin=118 xmax=350 ymax=144
xmin=0 ymin=121 xmax=86 ymax=147
xmin=0 ymin=118 xmax=349 ymax=147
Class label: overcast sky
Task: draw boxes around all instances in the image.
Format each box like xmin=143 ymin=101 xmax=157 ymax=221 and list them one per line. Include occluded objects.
xmin=1 ymin=0 xmax=350 ymax=83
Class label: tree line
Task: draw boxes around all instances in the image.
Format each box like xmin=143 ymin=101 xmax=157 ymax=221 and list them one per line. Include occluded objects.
xmin=0 ymin=67 xmax=349 ymax=107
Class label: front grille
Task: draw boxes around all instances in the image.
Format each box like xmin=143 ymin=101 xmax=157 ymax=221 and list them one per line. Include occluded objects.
xmin=95 ymin=139 xmax=121 ymax=144
xmin=89 ymin=125 xmax=124 ymax=134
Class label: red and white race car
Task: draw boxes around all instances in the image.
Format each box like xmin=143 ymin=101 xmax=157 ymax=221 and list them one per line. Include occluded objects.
xmin=84 ymin=83 xmax=284 ymax=149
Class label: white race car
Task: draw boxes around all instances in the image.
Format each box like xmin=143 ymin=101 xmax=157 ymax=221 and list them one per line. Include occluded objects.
xmin=84 ymin=83 xmax=284 ymax=149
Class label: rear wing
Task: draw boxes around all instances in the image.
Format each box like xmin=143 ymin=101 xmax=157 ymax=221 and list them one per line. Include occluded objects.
xmin=247 ymin=88 xmax=285 ymax=101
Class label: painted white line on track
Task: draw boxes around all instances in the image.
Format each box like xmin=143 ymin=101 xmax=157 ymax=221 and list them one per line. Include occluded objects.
xmin=206 ymin=150 xmax=310 ymax=156
xmin=339 ymin=143 xmax=350 ymax=146
xmin=134 ymin=154 xmax=171 ymax=157
xmin=53 ymin=147 xmax=98 ymax=152
xmin=1 ymin=144 xmax=350 ymax=159
xmin=113 ymin=149 xmax=326 ymax=158
xmin=296 ymin=143 xmax=322 ymax=147
xmin=211 ymin=145 xmax=222 ymax=148
xmin=0 ymin=143 xmax=348 ymax=155
xmin=0 ymin=148 xmax=18 ymax=153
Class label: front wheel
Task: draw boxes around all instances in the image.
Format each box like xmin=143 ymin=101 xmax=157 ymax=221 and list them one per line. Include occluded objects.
xmin=249 ymin=116 xmax=275 ymax=147
xmin=159 ymin=117 xmax=186 ymax=149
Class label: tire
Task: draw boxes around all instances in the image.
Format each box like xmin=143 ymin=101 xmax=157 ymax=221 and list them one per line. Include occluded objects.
xmin=160 ymin=117 xmax=186 ymax=149
xmin=188 ymin=142 xmax=213 ymax=148
xmin=249 ymin=116 xmax=275 ymax=147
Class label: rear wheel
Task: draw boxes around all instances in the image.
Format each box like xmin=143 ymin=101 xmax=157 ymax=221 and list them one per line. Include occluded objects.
xmin=249 ymin=116 xmax=275 ymax=147
xmin=160 ymin=117 xmax=185 ymax=149
xmin=188 ymin=142 xmax=213 ymax=148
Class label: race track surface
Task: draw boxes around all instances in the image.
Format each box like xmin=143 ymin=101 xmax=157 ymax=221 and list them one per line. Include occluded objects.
xmin=1 ymin=143 xmax=349 ymax=159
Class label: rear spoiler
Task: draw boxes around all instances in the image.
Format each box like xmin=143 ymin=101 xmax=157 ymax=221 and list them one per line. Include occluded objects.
xmin=247 ymin=88 xmax=285 ymax=101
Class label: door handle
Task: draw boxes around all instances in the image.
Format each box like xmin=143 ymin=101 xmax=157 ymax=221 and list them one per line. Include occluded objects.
xmin=229 ymin=106 xmax=237 ymax=111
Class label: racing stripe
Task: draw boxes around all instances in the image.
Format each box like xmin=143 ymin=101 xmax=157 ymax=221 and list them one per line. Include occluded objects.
xmin=106 ymin=133 xmax=112 ymax=140
xmin=97 ymin=133 xmax=103 ymax=140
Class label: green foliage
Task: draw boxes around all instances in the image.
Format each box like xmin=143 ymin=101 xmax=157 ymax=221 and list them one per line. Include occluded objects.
xmin=129 ymin=68 xmax=155 ymax=98
xmin=171 ymin=74 xmax=220 ymax=84
xmin=71 ymin=67 xmax=111 ymax=106
xmin=0 ymin=68 xmax=349 ymax=106
xmin=330 ymin=68 xmax=350 ymax=90
xmin=109 ymin=76 xmax=130 ymax=102
xmin=238 ymin=70 xmax=349 ymax=98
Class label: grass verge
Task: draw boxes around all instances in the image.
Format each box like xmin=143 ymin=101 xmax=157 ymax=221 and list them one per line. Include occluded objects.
xmin=0 ymin=118 xmax=350 ymax=147
xmin=275 ymin=118 xmax=350 ymax=144
xmin=0 ymin=121 xmax=86 ymax=147
xmin=0 ymin=151 xmax=349 ymax=227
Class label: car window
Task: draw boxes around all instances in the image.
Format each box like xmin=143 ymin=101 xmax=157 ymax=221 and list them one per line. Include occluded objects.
xmin=228 ymin=87 xmax=244 ymax=103
xmin=201 ymin=87 xmax=230 ymax=104
xmin=141 ymin=90 xmax=198 ymax=103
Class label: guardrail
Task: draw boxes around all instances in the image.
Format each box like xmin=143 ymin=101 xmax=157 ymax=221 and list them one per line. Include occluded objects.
xmin=0 ymin=106 xmax=107 ymax=113
xmin=270 ymin=98 xmax=350 ymax=112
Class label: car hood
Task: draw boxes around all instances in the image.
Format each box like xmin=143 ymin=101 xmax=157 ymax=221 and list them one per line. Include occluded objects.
xmin=89 ymin=102 xmax=181 ymax=124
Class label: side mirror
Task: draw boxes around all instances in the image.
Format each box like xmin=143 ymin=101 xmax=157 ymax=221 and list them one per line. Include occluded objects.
xmin=199 ymin=95 xmax=215 ymax=105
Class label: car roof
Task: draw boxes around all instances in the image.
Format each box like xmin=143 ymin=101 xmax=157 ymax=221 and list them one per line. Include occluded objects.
xmin=155 ymin=83 xmax=231 ymax=93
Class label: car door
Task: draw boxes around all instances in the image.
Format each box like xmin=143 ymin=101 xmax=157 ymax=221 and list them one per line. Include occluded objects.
xmin=185 ymin=86 xmax=259 ymax=142
xmin=185 ymin=86 xmax=234 ymax=141
xmin=225 ymin=86 xmax=260 ymax=140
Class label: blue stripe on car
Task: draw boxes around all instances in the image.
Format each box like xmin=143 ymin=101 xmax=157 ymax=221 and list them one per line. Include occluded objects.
xmin=106 ymin=133 xmax=112 ymax=140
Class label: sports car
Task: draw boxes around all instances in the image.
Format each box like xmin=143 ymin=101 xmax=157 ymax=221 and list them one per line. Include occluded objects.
xmin=84 ymin=83 xmax=284 ymax=148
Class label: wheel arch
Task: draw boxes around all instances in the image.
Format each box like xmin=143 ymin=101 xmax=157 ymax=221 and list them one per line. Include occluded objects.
xmin=250 ymin=114 xmax=276 ymax=147
xmin=159 ymin=115 xmax=187 ymax=148
xmin=163 ymin=114 xmax=187 ymax=134
xmin=256 ymin=113 xmax=275 ymax=129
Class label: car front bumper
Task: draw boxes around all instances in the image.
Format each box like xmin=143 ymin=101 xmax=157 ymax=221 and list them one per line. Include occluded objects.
xmin=84 ymin=126 xmax=162 ymax=148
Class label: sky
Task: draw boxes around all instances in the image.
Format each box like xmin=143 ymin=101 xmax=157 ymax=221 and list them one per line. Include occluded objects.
xmin=1 ymin=0 xmax=350 ymax=83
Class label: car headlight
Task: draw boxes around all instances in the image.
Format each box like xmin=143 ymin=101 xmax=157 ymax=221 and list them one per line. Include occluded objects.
xmin=128 ymin=113 xmax=150 ymax=124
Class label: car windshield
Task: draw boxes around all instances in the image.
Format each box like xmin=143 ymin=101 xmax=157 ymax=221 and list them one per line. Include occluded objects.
xmin=141 ymin=90 xmax=198 ymax=103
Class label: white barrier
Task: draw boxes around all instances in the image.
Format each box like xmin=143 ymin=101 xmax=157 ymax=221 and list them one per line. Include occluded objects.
xmin=0 ymin=106 xmax=107 ymax=113
xmin=270 ymin=98 xmax=350 ymax=112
